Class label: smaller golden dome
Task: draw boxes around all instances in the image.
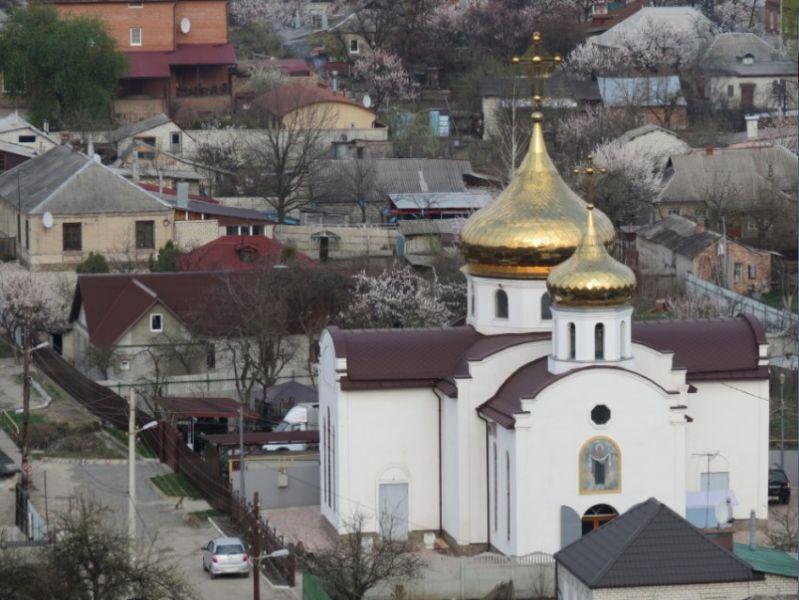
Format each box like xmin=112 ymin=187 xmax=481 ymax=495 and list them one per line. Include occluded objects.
xmin=547 ymin=205 xmax=636 ymax=307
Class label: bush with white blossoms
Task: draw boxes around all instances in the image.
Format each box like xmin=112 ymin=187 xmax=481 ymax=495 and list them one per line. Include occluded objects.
xmin=0 ymin=263 xmax=68 ymax=344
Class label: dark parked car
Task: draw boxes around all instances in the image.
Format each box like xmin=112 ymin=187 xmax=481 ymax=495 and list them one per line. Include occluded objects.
xmin=768 ymin=467 xmax=791 ymax=504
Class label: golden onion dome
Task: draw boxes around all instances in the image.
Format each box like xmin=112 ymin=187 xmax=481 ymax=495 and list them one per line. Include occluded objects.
xmin=460 ymin=112 xmax=615 ymax=279
xmin=547 ymin=204 xmax=636 ymax=307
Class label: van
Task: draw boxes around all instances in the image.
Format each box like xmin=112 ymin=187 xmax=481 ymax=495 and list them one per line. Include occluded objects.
xmin=262 ymin=403 xmax=319 ymax=452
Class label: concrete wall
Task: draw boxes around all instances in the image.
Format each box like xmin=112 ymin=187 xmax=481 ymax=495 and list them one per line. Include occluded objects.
xmin=174 ymin=218 xmax=220 ymax=249
xmin=591 ymin=574 xmax=798 ymax=599
xmin=232 ymin=456 xmax=320 ymax=509
xmin=274 ymin=224 xmax=397 ymax=260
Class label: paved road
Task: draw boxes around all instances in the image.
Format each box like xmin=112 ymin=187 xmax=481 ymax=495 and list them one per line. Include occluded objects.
xmin=9 ymin=456 xmax=298 ymax=600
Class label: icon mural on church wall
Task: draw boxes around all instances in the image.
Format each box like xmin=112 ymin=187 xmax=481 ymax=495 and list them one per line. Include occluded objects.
xmin=579 ymin=437 xmax=621 ymax=494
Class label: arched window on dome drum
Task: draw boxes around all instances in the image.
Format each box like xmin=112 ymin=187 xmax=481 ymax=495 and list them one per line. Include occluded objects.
xmin=568 ymin=323 xmax=576 ymax=359
xmin=541 ymin=293 xmax=552 ymax=320
xmin=495 ymin=289 xmax=508 ymax=319
xmin=595 ymin=323 xmax=605 ymax=359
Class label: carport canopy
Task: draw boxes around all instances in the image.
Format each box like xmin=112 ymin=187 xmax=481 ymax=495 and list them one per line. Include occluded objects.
xmin=155 ymin=396 xmax=260 ymax=421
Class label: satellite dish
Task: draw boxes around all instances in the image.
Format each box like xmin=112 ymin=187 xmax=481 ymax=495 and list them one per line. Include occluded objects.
xmin=180 ymin=17 xmax=191 ymax=34
xmin=42 ymin=212 xmax=54 ymax=229
xmin=362 ymin=94 xmax=372 ymax=109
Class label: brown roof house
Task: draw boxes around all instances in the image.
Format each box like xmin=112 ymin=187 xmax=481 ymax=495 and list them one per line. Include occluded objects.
xmin=635 ymin=215 xmax=775 ymax=296
xmin=555 ymin=498 xmax=796 ymax=599
xmin=655 ymin=145 xmax=798 ymax=249
xmin=0 ymin=145 xmax=173 ymax=271
xmin=67 ymin=271 xmax=315 ymax=395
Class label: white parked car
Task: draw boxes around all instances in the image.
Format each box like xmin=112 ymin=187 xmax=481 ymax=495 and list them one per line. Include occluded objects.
xmin=202 ymin=536 xmax=250 ymax=578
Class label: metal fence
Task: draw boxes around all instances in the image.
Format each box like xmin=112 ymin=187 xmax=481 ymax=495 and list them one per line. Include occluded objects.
xmin=32 ymin=348 xmax=296 ymax=586
xmin=686 ymin=273 xmax=797 ymax=333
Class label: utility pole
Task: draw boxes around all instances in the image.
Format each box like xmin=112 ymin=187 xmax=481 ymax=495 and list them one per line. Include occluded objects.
xmin=252 ymin=491 xmax=260 ymax=600
xmin=239 ymin=405 xmax=246 ymax=505
xmin=128 ymin=388 xmax=136 ymax=547
xmin=779 ymin=372 xmax=786 ymax=470
xmin=20 ymin=328 xmax=31 ymax=489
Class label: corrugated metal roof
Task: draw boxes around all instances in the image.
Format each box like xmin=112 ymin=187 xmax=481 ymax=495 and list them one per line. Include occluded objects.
xmin=0 ymin=145 xmax=171 ymax=215
xmin=389 ymin=192 xmax=491 ymax=211
xmin=598 ymin=76 xmax=686 ymax=107
xmin=733 ymin=542 xmax=799 ymax=578
xmin=556 ymin=498 xmax=759 ymax=588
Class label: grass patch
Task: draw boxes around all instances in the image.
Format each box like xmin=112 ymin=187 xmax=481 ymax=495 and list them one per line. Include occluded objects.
xmin=104 ymin=427 xmax=157 ymax=459
xmin=151 ymin=472 xmax=202 ymax=500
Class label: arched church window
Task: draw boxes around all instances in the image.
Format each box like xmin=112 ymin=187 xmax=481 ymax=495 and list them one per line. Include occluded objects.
xmin=579 ymin=437 xmax=621 ymax=494
xmin=541 ymin=293 xmax=552 ymax=320
xmin=495 ymin=289 xmax=508 ymax=319
xmin=568 ymin=323 xmax=576 ymax=359
xmin=594 ymin=323 xmax=604 ymax=359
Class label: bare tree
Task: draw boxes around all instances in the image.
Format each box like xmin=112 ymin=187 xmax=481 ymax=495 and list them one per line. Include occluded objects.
xmin=486 ymin=78 xmax=532 ymax=184
xmin=300 ymin=512 xmax=422 ymax=600
xmin=240 ymin=85 xmax=335 ymax=222
xmin=334 ymin=158 xmax=385 ymax=223
xmin=766 ymin=505 xmax=798 ymax=552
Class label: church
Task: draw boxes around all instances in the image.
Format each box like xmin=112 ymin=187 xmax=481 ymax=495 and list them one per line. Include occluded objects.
xmin=317 ymin=70 xmax=770 ymax=556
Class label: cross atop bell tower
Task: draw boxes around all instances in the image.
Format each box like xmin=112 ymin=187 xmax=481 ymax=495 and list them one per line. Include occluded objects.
xmin=512 ymin=32 xmax=562 ymax=109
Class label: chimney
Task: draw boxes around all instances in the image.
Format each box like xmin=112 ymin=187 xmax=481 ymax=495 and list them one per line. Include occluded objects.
xmin=321 ymin=10 xmax=328 ymax=28
xmin=331 ymin=70 xmax=338 ymax=92
xmin=696 ymin=218 xmax=705 ymax=234
xmin=92 ymin=153 xmax=102 ymax=164
xmin=132 ymin=159 xmax=140 ymax=182
xmin=87 ymin=140 xmax=95 ymax=156
xmin=705 ymin=144 xmax=714 ymax=156
xmin=749 ymin=509 xmax=757 ymax=550
xmin=176 ymin=182 xmax=189 ymax=209
xmin=745 ymin=114 xmax=759 ymax=139
xmin=42 ymin=120 xmax=49 ymax=134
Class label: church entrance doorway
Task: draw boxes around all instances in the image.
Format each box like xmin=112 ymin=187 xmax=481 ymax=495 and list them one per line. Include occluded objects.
xmin=379 ymin=483 xmax=409 ymax=540
xmin=581 ymin=504 xmax=618 ymax=535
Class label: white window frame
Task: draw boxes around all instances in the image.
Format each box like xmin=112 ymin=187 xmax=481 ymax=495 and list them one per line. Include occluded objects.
xmin=128 ymin=1 xmax=143 ymax=7
xmin=130 ymin=27 xmax=143 ymax=46
xmin=119 ymin=360 xmax=131 ymax=371
xmin=349 ymin=38 xmax=360 ymax=54
xmin=150 ymin=313 xmax=163 ymax=332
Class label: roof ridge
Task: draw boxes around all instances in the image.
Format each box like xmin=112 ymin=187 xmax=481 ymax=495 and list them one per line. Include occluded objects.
xmin=588 ymin=498 xmax=662 ymax=586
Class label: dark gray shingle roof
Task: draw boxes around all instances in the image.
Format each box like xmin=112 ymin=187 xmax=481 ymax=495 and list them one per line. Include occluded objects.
xmin=701 ymin=33 xmax=797 ymax=77
xmin=555 ymin=498 xmax=758 ymax=589
xmin=107 ymin=114 xmax=173 ymax=144
xmin=0 ymin=145 xmax=171 ymax=215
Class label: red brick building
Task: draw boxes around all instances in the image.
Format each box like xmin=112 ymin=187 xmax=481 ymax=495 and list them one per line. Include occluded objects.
xmin=54 ymin=0 xmax=236 ymax=122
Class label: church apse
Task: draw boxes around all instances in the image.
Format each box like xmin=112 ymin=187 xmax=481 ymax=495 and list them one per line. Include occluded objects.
xmin=579 ymin=437 xmax=621 ymax=494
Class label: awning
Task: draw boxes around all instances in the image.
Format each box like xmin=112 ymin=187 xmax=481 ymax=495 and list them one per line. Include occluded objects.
xmin=123 ymin=43 xmax=237 ymax=79
xmin=124 ymin=52 xmax=171 ymax=79
xmin=156 ymin=396 xmax=259 ymax=420
xmin=310 ymin=230 xmax=341 ymax=240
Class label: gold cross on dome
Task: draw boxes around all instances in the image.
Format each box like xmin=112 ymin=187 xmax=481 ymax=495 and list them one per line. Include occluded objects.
xmin=573 ymin=155 xmax=607 ymax=205
xmin=512 ymin=32 xmax=562 ymax=109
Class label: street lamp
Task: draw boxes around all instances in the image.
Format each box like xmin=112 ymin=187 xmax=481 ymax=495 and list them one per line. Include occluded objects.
xmin=250 ymin=545 xmax=290 ymax=600
xmin=128 ymin=387 xmax=157 ymax=549
xmin=20 ymin=339 xmax=49 ymax=490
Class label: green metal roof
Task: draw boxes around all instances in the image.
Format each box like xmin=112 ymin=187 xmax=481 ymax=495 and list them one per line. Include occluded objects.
xmin=733 ymin=543 xmax=799 ymax=578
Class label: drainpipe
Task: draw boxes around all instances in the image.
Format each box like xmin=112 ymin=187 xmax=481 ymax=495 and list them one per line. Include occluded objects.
xmin=478 ymin=413 xmax=491 ymax=550
xmin=432 ymin=386 xmax=444 ymax=535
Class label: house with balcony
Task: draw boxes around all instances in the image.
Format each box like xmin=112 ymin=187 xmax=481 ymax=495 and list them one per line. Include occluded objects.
xmin=53 ymin=0 xmax=236 ymax=123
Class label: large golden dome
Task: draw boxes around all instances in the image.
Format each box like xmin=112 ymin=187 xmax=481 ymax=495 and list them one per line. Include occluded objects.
xmin=547 ymin=204 xmax=636 ymax=307
xmin=460 ymin=112 xmax=615 ymax=279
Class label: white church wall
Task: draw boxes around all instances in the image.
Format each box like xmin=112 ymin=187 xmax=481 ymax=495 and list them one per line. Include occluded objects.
xmin=467 ymin=275 xmax=553 ymax=334
xmin=514 ymin=369 xmax=685 ymax=555
xmin=629 ymin=343 xmax=687 ymax=392
xmin=684 ymin=378 xmax=769 ymax=520
xmin=488 ymin=422 xmax=517 ymax=556
xmin=338 ymin=387 xmax=441 ymax=535
xmin=318 ymin=332 xmax=341 ymax=531
xmin=440 ymin=394 xmax=461 ymax=541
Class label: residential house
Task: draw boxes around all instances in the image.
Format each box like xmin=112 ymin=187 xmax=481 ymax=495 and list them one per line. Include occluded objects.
xmin=635 ymin=215 xmax=774 ymax=296
xmin=555 ymin=498 xmax=797 ymax=600
xmin=177 ymin=235 xmax=314 ymax=271
xmin=397 ymin=218 xmax=465 ymax=267
xmin=585 ymin=0 xmax=644 ymax=37
xmin=114 ymin=142 xmax=212 ymax=195
xmin=478 ymin=72 xmax=600 ymax=140
xmin=598 ymin=76 xmax=688 ymax=129
xmin=67 ymin=271 xmax=314 ymax=393
xmin=240 ymin=82 xmax=376 ymax=130
xmin=0 ymin=140 xmax=35 ymax=173
xmin=655 ymin=145 xmax=798 ymax=247
xmin=0 ymin=145 xmax=173 ymax=270
xmin=0 ymin=113 xmax=59 ymax=155
xmin=588 ymin=6 xmax=712 ymax=51
xmin=701 ymin=33 xmax=798 ymax=111
xmin=53 ymin=0 xmax=236 ymax=122
xmin=614 ymin=123 xmax=691 ymax=169
xmin=309 ymin=158 xmax=493 ymax=223
xmin=106 ymin=113 xmax=196 ymax=159
xmin=140 ymin=183 xmax=275 ymax=248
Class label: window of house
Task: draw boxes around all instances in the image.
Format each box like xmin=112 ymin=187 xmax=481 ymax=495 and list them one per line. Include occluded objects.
xmin=591 ymin=404 xmax=611 ymax=425
xmin=541 ymin=293 xmax=552 ymax=320
xmin=495 ymin=289 xmax=508 ymax=319
xmin=17 ymin=135 xmax=35 ymax=144
xmin=226 ymin=226 xmax=238 ymax=235
xmin=135 ymin=220 xmax=154 ymax=249
xmin=128 ymin=1 xmax=143 ymax=7
xmin=130 ymin=27 xmax=142 ymax=46
xmin=742 ymin=53 xmax=754 ymax=65
xmin=594 ymin=323 xmax=604 ymax=359
xmin=668 ymin=208 xmax=680 ymax=216
xmin=62 ymin=222 xmax=82 ymax=251
xmin=206 ymin=344 xmax=216 ymax=369
xmin=694 ymin=208 xmax=707 ymax=218
xmin=170 ymin=131 xmax=182 ymax=152
xmin=252 ymin=225 xmax=264 ymax=236
xmin=733 ymin=262 xmax=743 ymax=281
xmin=748 ymin=264 xmax=756 ymax=279
xmin=747 ymin=216 xmax=758 ymax=231
xmin=150 ymin=313 xmax=163 ymax=332
xmin=349 ymin=38 xmax=359 ymax=53
xmin=119 ymin=360 xmax=131 ymax=371
xmin=727 ymin=85 xmax=734 ymax=98
xmin=25 ymin=219 xmax=30 ymax=251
